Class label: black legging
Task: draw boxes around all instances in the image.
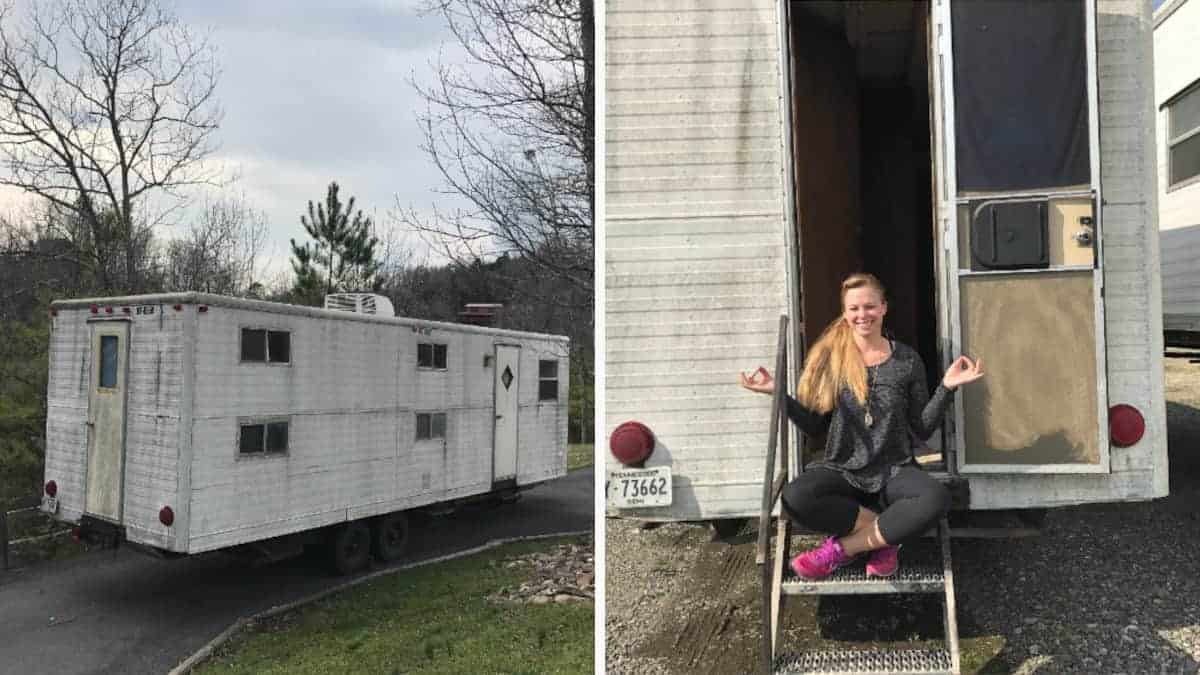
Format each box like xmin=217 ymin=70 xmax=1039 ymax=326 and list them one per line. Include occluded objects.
xmin=780 ymin=465 xmax=950 ymax=546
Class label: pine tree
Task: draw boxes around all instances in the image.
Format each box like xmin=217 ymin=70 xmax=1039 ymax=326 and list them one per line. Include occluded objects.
xmin=289 ymin=182 xmax=381 ymax=305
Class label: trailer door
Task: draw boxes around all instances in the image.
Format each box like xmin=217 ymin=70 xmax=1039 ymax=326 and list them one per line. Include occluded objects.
xmin=85 ymin=321 xmax=130 ymax=521
xmin=492 ymin=345 xmax=520 ymax=484
xmin=931 ymin=0 xmax=1109 ymax=474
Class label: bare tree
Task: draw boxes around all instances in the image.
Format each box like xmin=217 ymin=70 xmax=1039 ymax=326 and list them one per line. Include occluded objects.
xmin=0 ymin=0 xmax=222 ymax=293
xmin=160 ymin=195 xmax=267 ymax=296
xmin=399 ymin=0 xmax=594 ymax=300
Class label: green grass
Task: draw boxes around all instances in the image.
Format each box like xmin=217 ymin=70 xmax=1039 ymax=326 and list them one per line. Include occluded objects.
xmin=566 ymin=444 xmax=593 ymax=471
xmin=197 ymin=537 xmax=593 ymax=675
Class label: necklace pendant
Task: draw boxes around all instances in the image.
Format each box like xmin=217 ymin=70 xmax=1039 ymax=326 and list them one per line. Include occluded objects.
xmin=865 ymin=410 xmax=873 ymax=428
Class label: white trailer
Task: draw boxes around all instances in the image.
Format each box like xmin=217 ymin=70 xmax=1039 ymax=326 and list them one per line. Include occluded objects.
xmin=1154 ymin=0 xmax=1200 ymax=345
xmin=603 ymin=0 xmax=1167 ymax=522
xmin=39 ymin=292 xmax=569 ymax=572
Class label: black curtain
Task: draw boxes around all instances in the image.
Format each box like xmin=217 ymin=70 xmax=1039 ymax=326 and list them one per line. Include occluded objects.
xmin=951 ymin=0 xmax=1091 ymax=191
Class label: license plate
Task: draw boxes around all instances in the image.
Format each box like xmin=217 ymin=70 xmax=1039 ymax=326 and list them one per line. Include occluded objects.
xmin=607 ymin=466 xmax=672 ymax=508
xmin=41 ymin=495 xmax=58 ymax=514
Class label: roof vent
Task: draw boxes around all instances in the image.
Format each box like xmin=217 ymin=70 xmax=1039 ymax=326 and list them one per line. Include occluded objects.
xmin=324 ymin=293 xmax=394 ymax=317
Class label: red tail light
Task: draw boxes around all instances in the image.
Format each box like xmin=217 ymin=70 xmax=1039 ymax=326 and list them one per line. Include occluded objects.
xmin=173 ymin=304 xmax=183 ymax=311
xmin=610 ymin=421 xmax=655 ymax=466
xmin=44 ymin=480 xmax=57 ymax=497
xmin=89 ymin=305 xmax=99 ymax=314
xmin=1109 ymin=404 xmax=1145 ymax=447
xmin=104 ymin=306 xmax=113 ymax=314
xmin=159 ymin=506 xmax=175 ymax=526
xmin=198 ymin=305 xmax=208 ymax=313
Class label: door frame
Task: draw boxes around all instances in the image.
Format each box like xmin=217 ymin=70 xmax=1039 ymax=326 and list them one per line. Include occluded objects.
xmin=932 ymin=0 xmax=1110 ymax=474
xmin=491 ymin=343 xmax=521 ymax=487
xmin=83 ymin=318 xmax=133 ymax=522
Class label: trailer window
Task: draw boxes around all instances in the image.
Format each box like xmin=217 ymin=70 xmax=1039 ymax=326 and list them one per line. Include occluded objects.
xmin=241 ymin=328 xmax=291 ymax=364
xmin=1168 ymin=82 xmax=1200 ymax=188
xmin=99 ymin=335 xmax=118 ymax=388
xmin=239 ymin=419 xmax=289 ymax=455
xmin=416 ymin=412 xmax=447 ymax=440
xmin=538 ymin=359 xmax=558 ymax=401
xmin=417 ymin=343 xmax=447 ymax=369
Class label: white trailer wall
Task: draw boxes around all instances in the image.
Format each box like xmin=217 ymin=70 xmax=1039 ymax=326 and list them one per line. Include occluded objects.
xmin=187 ymin=305 xmax=568 ymax=553
xmin=44 ymin=307 xmax=187 ymax=550
xmin=605 ymin=0 xmax=793 ymax=519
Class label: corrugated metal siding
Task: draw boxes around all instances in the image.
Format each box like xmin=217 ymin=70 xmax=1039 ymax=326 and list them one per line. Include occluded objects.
xmin=1160 ymin=226 xmax=1200 ymax=321
xmin=969 ymin=0 xmax=1169 ymax=508
xmin=43 ymin=312 xmax=91 ymax=522
xmin=186 ymin=307 xmax=567 ymax=553
xmin=605 ymin=0 xmax=791 ymax=518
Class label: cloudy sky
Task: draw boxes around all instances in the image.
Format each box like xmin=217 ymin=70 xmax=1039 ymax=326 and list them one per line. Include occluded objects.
xmin=173 ymin=0 xmax=462 ymax=278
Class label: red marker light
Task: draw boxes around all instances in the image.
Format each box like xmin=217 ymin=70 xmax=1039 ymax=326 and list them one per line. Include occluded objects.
xmin=173 ymin=304 xmax=183 ymax=311
xmin=610 ymin=421 xmax=656 ymax=467
xmin=159 ymin=506 xmax=175 ymax=526
xmin=45 ymin=480 xmax=57 ymax=497
xmin=198 ymin=306 xmax=208 ymax=313
xmin=1109 ymin=404 xmax=1145 ymax=447
xmin=90 ymin=305 xmax=99 ymax=314
xmin=104 ymin=306 xmax=113 ymax=314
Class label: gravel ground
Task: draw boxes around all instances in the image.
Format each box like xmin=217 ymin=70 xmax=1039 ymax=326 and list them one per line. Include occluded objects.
xmin=606 ymin=353 xmax=1200 ymax=674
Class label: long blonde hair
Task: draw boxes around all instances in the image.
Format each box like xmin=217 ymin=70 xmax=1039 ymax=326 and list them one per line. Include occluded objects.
xmin=796 ymin=273 xmax=886 ymax=413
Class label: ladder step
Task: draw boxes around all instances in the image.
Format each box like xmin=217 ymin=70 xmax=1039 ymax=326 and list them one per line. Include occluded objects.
xmin=774 ymin=648 xmax=953 ymax=674
xmin=783 ymin=559 xmax=945 ymax=595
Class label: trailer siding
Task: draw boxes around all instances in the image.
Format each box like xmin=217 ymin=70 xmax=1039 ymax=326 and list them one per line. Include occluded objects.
xmin=605 ymin=0 xmax=791 ymax=518
xmin=968 ymin=0 xmax=1168 ymax=508
xmin=185 ymin=306 xmax=567 ymax=553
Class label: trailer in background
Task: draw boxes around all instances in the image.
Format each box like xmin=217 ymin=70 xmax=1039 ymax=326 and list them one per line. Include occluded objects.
xmin=40 ymin=292 xmax=569 ymax=573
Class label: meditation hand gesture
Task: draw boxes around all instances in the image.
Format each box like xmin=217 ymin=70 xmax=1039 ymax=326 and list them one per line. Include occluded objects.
xmin=739 ymin=366 xmax=776 ymax=395
xmin=942 ymin=356 xmax=984 ymax=390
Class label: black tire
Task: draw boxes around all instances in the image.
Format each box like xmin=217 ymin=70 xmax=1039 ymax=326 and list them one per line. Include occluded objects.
xmin=329 ymin=521 xmax=371 ymax=575
xmin=371 ymin=512 xmax=410 ymax=563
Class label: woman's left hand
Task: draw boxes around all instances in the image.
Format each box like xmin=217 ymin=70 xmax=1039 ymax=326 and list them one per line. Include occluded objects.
xmin=942 ymin=355 xmax=984 ymax=390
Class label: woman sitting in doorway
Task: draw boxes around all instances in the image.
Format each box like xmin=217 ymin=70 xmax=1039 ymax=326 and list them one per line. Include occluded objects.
xmin=739 ymin=272 xmax=984 ymax=579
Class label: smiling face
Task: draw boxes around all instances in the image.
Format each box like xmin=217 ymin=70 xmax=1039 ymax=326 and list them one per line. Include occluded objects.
xmin=842 ymin=286 xmax=887 ymax=339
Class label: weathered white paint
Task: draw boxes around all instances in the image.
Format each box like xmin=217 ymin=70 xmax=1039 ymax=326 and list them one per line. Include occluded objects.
xmin=43 ymin=293 xmax=569 ymax=554
xmin=604 ymin=0 xmax=1168 ymax=515
xmin=604 ymin=0 xmax=791 ymax=520
xmin=1154 ymin=0 xmax=1200 ymax=327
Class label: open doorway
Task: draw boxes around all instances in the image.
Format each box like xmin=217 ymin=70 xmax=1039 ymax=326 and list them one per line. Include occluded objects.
xmin=787 ymin=1 xmax=940 ymax=388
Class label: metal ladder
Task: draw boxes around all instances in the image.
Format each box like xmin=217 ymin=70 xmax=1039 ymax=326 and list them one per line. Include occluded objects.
xmin=757 ymin=316 xmax=961 ymax=675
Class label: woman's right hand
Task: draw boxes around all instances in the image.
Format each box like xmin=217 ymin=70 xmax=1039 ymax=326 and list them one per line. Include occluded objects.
xmin=739 ymin=366 xmax=776 ymax=395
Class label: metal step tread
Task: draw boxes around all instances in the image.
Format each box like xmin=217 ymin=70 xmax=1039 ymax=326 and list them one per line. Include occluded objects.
xmin=782 ymin=559 xmax=945 ymax=595
xmin=774 ymin=648 xmax=953 ymax=674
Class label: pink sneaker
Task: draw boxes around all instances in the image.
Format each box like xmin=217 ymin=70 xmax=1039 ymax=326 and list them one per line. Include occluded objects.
xmin=866 ymin=545 xmax=901 ymax=577
xmin=790 ymin=537 xmax=851 ymax=580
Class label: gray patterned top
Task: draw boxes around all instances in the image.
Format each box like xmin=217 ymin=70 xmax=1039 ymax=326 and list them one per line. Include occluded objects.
xmin=785 ymin=341 xmax=954 ymax=493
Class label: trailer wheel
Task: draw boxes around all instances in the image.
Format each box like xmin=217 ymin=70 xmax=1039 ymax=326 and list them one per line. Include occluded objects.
xmin=371 ymin=512 xmax=410 ymax=562
xmin=329 ymin=521 xmax=371 ymax=575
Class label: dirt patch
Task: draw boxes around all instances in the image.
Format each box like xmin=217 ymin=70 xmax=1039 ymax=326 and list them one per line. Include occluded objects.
xmin=606 ymin=353 xmax=1200 ymax=674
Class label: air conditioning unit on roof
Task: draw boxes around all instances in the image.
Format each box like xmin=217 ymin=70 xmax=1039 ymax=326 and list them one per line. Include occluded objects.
xmin=323 ymin=293 xmax=394 ymax=317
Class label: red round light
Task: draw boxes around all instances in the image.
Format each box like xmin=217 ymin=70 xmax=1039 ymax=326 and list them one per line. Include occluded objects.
xmin=45 ymin=480 xmax=57 ymax=497
xmin=104 ymin=306 xmax=113 ymax=314
xmin=173 ymin=304 xmax=183 ymax=311
xmin=159 ymin=506 xmax=175 ymax=526
xmin=610 ymin=421 xmax=655 ymax=466
xmin=90 ymin=305 xmax=99 ymax=314
xmin=1109 ymin=404 xmax=1145 ymax=448
xmin=122 ymin=306 xmax=131 ymax=314
xmin=49 ymin=308 xmax=58 ymax=317
xmin=198 ymin=305 xmax=208 ymax=313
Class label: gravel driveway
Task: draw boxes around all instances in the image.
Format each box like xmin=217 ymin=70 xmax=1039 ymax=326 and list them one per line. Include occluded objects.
xmin=606 ymin=355 xmax=1200 ymax=674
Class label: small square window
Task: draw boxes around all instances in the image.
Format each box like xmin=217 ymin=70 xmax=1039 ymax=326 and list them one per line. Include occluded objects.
xmin=239 ymin=424 xmax=265 ymax=453
xmin=538 ymin=359 xmax=558 ymax=401
xmin=240 ymin=420 xmax=288 ymax=455
xmin=416 ymin=412 xmax=447 ymax=440
xmin=268 ymin=331 xmax=290 ymax=363
xmin=418 ymin=343 xmax=448 ymax=369
xmin=99 ymin=335 xmax=119 ymax=388
xmin=241 ymin=329 xmax=266 ymax=362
